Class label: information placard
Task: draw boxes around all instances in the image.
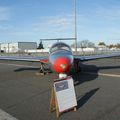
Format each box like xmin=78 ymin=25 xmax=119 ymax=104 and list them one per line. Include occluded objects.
xmin=54 ymin=76 xmax=77 ymax=112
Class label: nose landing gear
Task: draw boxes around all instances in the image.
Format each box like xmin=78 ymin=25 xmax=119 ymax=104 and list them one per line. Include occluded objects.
xmin=59 ymin=73 xmax=67 ymax=79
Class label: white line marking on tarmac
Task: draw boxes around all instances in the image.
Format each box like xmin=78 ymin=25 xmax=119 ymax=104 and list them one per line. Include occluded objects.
xmin=0 ymin=109 xmax=18 ymax=120
xmin=0 ymin=62 xmax=38 ymax=68
xmin=83 ymin=72 xmax=120 ymax=78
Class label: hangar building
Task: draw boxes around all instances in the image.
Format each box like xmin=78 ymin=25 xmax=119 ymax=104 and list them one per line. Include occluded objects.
xmin=0 ymin=42 xmax=37 ymax=53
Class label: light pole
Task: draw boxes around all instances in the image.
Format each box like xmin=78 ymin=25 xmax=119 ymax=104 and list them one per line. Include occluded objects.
xmin=74 ymin=0 xmax=77 ymax=55
xmin=0 ymin=43 xmax=1 ymax=53
xmin=8 ymin=43 xmax=9 ymax=53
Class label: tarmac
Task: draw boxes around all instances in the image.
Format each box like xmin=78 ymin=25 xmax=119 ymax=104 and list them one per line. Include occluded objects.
xmin=0 ymin=56 xmax=120 ymax=120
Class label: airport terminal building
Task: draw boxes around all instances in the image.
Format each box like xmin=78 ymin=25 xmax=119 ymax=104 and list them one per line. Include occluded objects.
xmin=0 ymin=42 xmax=37 ymax=53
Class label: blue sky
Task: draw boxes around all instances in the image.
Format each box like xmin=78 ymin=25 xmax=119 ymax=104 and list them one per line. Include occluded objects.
xmin=0 ymin=0 xmax=120 ymax=46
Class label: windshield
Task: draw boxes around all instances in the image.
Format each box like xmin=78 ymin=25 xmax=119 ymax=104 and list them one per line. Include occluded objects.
xmin=50 ymin=42 xmax=71 ymax=53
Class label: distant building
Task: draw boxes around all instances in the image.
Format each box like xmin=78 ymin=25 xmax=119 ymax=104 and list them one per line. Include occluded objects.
xmin=71 ymin=48 xmax=95 ymax=52
xmin=98 ymin=44 xmax=108 ymax=50
xmin=0 ymin=42 xmax=37 ymax=53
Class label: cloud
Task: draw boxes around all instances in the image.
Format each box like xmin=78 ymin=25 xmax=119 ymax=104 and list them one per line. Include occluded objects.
xmin=0 ymin=27 xmax=34 ymax=36
xmin=0 ymin=23 xmax=34 ymax=36
xmin=0 ymin=24 xmax=13 ymax=32
xmin=0 ymin=6 xmax=10 ymax=21
xmin=94 ymin=6 xmax=120 ymax=20
xmin=47 ymin=16 xmax=72 ymax=27
xmin=33 ymin=14 xmax=74 ymax=33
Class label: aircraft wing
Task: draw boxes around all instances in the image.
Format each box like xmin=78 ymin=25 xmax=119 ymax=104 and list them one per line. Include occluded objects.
xmin=0 ymin=56 xmax=49 ymax=64
xmin=74 ymin=53 xmax=120 ymax=61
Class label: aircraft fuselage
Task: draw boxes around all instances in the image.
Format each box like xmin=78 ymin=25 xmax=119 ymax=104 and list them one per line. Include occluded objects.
xmin=49 ymin=42 xmax=74 ymax=74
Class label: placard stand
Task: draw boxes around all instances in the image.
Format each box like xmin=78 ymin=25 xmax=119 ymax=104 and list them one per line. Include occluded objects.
xmin=49 ymin=85 xmax=76 ymax=117
xmin=49 ymin=86 xmax=60 ymax=117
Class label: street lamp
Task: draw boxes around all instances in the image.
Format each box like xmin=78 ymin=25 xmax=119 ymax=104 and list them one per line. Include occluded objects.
xmin=74 ymin=0 xmax=77 ymax=55
xmin=8 ymin=43 xmax=10 ymax=53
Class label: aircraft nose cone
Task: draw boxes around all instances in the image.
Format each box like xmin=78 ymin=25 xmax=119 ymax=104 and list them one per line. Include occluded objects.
xmin=60 ymin=63 xmax=66 ymax=69
xmin=53 ymin=57 xmax=71 ymax=73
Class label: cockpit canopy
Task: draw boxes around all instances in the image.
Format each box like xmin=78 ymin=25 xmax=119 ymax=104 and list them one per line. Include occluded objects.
xmin=50 ymin=42 xmax=72 ymax=53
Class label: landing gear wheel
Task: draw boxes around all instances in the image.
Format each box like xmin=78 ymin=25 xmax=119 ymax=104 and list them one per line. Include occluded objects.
xmin=74 ymin=61 xmax=81 ymax=73
xmin=36 ymin=63 xmax=48 ymax=75
xmin=77 ymin=66 xmax=81 ymax=72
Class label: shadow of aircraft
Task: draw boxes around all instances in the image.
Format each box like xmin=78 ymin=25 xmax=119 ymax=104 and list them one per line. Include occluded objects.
xmin=77 ymin=88 xmax=99 ymax=109
xmin=72 ymin=61 xmax=120 ymax=86
xmin=14 ymin=67 xmax=40 ymax=72
xmin=72 ymin=63 xmax=99 ymax=86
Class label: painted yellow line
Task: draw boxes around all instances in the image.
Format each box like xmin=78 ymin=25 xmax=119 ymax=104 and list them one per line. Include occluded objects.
xmin=83 ymin=72 xmax=120 ymax=78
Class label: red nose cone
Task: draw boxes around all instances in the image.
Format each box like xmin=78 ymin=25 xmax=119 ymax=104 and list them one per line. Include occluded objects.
xmin=53 ymin=57 xmax=71 ymax=73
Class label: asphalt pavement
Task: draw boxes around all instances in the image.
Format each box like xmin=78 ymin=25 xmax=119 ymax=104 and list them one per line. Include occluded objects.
xmin=0 ymin=57 xmax=120 ymax=120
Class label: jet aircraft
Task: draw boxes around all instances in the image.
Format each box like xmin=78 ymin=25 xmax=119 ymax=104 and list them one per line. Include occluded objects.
xmin=0 ymin=42 xmax=120 ymax=78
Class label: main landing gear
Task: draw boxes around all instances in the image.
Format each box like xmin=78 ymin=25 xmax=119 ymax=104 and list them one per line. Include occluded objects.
xmin=36 ymin=63 xmax=49 ymax=75
xmin=74 ymin=59 xmax=81 ymax=73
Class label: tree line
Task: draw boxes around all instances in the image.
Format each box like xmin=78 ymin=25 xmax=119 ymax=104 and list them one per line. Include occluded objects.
xmin=37 ymin=40 xmax=120 ymax=49
xmin=98 ymin=42 xmax=120 ymax=49
xmin=71 ymin=40 xmax=95 ymax=48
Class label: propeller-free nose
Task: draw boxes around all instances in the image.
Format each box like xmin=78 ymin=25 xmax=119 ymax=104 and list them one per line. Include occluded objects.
xmin=53 ymin=57 xmax=71 ymax=73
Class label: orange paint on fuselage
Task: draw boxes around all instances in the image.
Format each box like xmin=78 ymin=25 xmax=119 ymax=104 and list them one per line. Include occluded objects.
xmin=53 ymin=57 xmax=71 ymax=73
